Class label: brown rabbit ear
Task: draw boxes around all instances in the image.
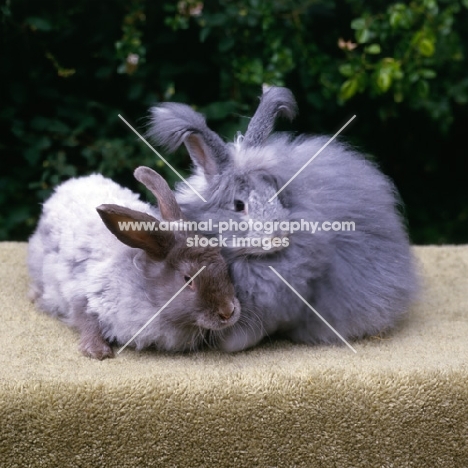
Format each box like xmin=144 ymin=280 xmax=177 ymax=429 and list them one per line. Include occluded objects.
xmin=134 ymin=166 xmax=184 ymax=222
xmin=96 ymin=204 xmax=175 ymax=260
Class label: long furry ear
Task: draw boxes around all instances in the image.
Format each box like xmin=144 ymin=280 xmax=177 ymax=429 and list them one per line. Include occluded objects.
xmin=147 ymin=103 xmax=230 ymax=176
xmin=134 ymin=166 xmax=185 ymax=222
xmin=243 ymin=86 xmax=298 ymax=148
xmin=96 ymin=204 xmax=175 ymax=261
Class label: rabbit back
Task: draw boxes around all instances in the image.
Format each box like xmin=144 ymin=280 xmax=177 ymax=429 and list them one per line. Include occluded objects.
xmin=29 ymin=175 xmax=136 ymax=312
xmin=216 ymin=134 xmax=418 ymax=349
xmin=27 ymin=175 xmax=169 ymax=348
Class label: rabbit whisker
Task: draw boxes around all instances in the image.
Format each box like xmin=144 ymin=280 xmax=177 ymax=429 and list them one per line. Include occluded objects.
xmin=132 ymin=251 xmax=145 ymax=273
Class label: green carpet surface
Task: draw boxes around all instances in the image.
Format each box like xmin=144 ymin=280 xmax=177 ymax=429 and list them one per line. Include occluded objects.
xmin=1 ymin=242 xmax=467 ymax=467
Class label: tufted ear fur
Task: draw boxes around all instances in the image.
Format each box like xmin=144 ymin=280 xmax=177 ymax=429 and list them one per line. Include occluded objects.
xmin=243 ymin=86 xmax=298 ymax=148
xmin=147 ymin=103 xmax=230 ymax=176
xmin=96 ymin=204 xmax=175 ymax=261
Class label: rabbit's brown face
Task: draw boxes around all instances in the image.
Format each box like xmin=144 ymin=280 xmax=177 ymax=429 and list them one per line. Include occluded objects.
xmin=146 ymin=236 xmax=240 ymax=331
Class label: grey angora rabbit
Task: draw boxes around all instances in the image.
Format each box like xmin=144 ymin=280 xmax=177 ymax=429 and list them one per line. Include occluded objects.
xmin=28 ymin=166 xmax=240 ymax=359
xmin=147 ymin=86 xmax=419 ymax=352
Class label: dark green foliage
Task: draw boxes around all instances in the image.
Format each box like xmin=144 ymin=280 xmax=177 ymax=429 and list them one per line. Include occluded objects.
xmin=1 ymin=0 xmax=467 ymax=243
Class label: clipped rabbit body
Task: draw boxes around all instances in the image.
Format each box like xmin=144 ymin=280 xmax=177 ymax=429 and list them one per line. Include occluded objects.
xmin=147 ymin=87 xmax=419 ymax=352
xmin=28 ymin=168 xmax=240 ymax=359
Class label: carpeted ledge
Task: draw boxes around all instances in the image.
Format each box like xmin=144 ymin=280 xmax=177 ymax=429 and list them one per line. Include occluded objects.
xmin=1 ymin=242 xmax=467 ymax=467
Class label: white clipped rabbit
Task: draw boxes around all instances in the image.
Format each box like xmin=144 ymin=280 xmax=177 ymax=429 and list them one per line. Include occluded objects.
xmin=28 ymin=166 xmax=240 ymax=359
xmin=147 ymin=86 xmax=419 ymax=352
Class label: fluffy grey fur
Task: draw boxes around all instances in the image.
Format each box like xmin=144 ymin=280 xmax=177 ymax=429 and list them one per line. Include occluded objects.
xmin=147 ymin=87 xmax=419 ymax=352
xmin=28 ymin=167 xmax=240 ymax=359
xmin=243 ymin=85 xmax=298 ymax=147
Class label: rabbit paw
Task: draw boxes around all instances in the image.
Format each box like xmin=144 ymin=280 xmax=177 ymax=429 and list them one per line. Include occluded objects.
xmin=79 ymin=335 xmax=114 ymax=360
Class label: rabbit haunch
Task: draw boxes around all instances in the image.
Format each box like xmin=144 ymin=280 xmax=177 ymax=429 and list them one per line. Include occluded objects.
xmin=28 ymin=168 xmax=240 ymax=359
xmin=148 ymin=86 xmax=419 ymax=352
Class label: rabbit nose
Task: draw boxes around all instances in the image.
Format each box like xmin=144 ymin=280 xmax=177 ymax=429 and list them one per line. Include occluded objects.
xmin=218 ymin=303 xmax=235 ymax=321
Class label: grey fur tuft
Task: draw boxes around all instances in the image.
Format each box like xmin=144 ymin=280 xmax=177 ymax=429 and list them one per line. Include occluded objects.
xmin=243 ymin=86 xmax=298 ymax=147
xmin=147 ymin=103 xmax=230 ymax=173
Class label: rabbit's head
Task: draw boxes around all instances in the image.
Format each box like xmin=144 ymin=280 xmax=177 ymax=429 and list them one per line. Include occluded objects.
xmin=147 ymin=87 xmax=297 ymax=256
xmin=96 ymin=166 xmax=240 ymax=332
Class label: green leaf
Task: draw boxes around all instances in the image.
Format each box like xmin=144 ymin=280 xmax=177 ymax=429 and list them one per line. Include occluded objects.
xmin=394 ymin=91 xmax=404 ymax=103
xmin=339 ymin=78 xmax=359 ymax=101
xmin=420 ymin=69 xmax=437 ymax=79
xmin=418 ymin=38 xmax=435 ymax=57
xmin=338 ymin=64 xmax=355 ymax=77
xmin=423 ymin=0 xmax=438 ymax=13
xmin=376 ymin=69 xmax=392 ymax=92
xmin=219 ymin=36 xmax=235 ymax=52
xmin=25 ymin=17 xmax=52 ymax=32
xmin=389 ymin=11 xmax=402 ymax=29
xmin=30 ymin=116 xmax=50 ymax=131
xmin=350 ymin=18 xmax=366 ymax=30
xmin=200 ymin=27 xmax=211 ymax=43
xmin=204 ymin=13 xmax=229 ymax=27
xmin=11 ymin=121 xmax=24 ymax=138
xmin=30 ymin=116 xmax=70 ymax=134
xmin=409 ymin=71 xmax=420 ymax=83
xmin=365 ymin=44 xmax=381 ymax=54
xmin=355 ymin=29 xmax=372 ymax=44
xmin=393 ymin=69 xmax=404 ymax=80
xmin=49 ymin=121 xmax=70 ymax=134
xmin=24 ymin=148 xmax=42 ymax=166
xmin=0 ymin=3 xmax=12 ymax=17
xmin=416 ymin=80 xmax=430 ymax=97
xmin=23 ymin=137 xmax=50 ymax=166
xmin=388 ymin=3 xmax=413 ymax=29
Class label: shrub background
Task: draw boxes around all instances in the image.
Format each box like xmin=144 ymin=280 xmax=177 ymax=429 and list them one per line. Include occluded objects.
xmin=1 ymin=0 xmax=467 ymax=244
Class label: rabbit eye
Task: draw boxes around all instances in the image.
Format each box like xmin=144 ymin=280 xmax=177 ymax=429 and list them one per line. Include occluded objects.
xmin=184 ymin=275 xmax=195 ymax=289
xmin=234 ymin=199 xmax=246 ymax=212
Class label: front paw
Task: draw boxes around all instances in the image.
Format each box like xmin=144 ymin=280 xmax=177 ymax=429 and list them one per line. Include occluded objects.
xmin=79 ymin=336 xmax=114 ymax=360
